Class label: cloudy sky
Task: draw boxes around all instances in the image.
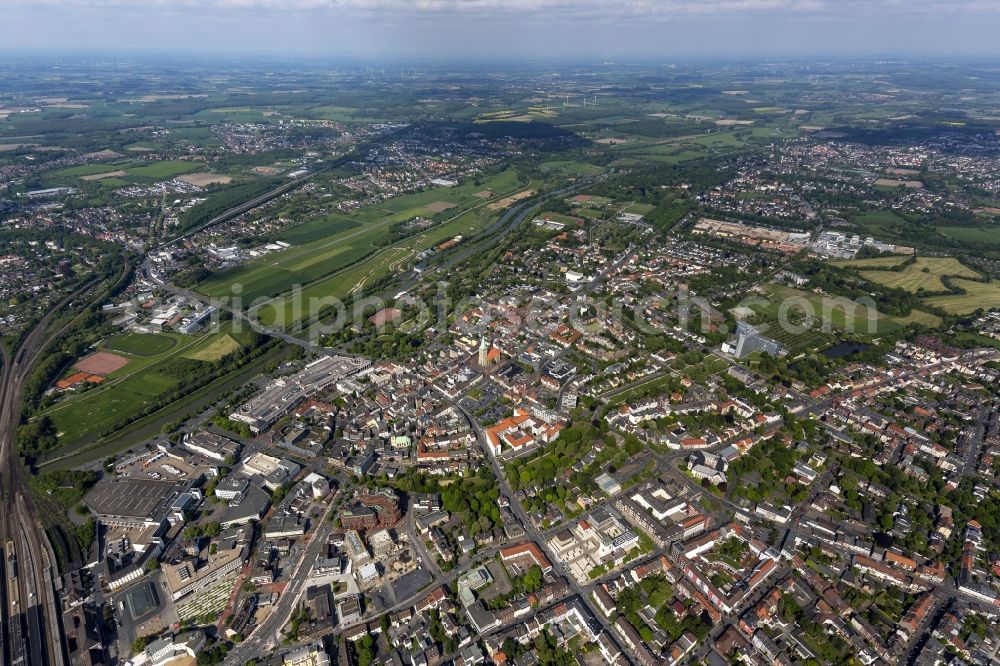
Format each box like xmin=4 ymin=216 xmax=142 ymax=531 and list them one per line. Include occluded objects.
xmin=1 ymin=0 xmax=997 ymax=59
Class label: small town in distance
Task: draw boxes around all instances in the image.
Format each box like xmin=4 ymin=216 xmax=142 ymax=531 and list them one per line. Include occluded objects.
xmin=2 ymin=3 xmax=1000 ymax=666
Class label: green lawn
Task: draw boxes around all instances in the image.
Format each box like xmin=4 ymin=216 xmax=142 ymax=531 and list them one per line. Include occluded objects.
xmin=104 ymin=332 xmax=178 ymax=356
xmin=44 ymin=326 xmax=247 ymax=447
xmin=278 ymin=215 xmax=361 ymax=245
xmin=47 ymin=163 xmax=128 ymax=178
xmin=125 ymin=160 xmax=200 ymax=179
xmin=852 ymin=210 xmax=908 ymax=233
xmin=536 ymin=211 xmax=584 ymax=226
xmin=539 ymin=160 xmax=605 ymax=176
xmin=830 ymin=256 xmax=909 ymax=270
xmin=759 ymin=283 xmax=894 ymax=334
xmin=938 ymin=226 xmax=1000 ymax=248
xmin=853 ymin=257 xmax=980 ymax=294
xmin=923 ymin=279 xmax=1000 ymax=314
xmin=260 ymin=198 xmax=506 ymax=327
xmin=198 ymin=169 xmax=525 ymax=303
xmin=623 ymin=202 xmax=655 ymax=215
xmin=183 ymin=333 xmax=241 ymax=361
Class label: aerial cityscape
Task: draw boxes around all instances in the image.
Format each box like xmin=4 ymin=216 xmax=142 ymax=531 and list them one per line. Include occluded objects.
xmin=2 ymin=3 xmax=1000 ymax=666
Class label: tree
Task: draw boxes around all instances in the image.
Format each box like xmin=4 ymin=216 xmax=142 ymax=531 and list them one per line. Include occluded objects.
xmin=132 ymin=636 xmax=151 ymax=655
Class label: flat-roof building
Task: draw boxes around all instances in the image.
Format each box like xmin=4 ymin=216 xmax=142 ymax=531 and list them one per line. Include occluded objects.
xmin=84 ymin=479 xmax=198 ymax=530
xmin=182 ymin=431 xmax=239 ymax=463
xmin=230 ymin=356 xmax=370 ymax=434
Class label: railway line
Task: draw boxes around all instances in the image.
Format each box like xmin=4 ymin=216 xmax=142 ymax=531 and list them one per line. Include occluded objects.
xmin=0 ymin=259 xmax=131 ymax=666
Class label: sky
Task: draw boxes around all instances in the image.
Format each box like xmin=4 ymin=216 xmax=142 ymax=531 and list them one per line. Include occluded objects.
xmin=1 ymin=0 xmax=998 ymax=59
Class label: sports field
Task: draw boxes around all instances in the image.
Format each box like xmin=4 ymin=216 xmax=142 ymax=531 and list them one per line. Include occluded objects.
xmin=74 ymin=351 xmax=131 ymax=375
xmin=105 ymin=332 xmax=178 ymax=356
xmin=537 ymin=211 xmax=584 ymax=226
xmin=43 ymin=327 xmax=249 ymax=447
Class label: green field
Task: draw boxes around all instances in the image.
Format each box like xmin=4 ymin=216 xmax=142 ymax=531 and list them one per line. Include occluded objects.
xmin=44 ymin=327 xmax=248 ymax=446
xmin=184 ymin=333 xmax=241 ymax=361
xmin=758 ymin=283 xmax=891 ymax=335
xmin=40 ymin=344 xmax=291 ymax=472
xmin=278 ymin=215 xmax=361 ymax=245
xmin=198 ymin=169 xmax=526 ymax=304
xmin=575 ymin=208 xmax=605 ymax=220
xmin=105 ymin=332 xmax=178 ymax=356
xmin=49 ymin=163 xmax=125 ymax=177
xmin=45 ymin=159 xmax=200 ymax=185
xmin=830 ymin=255 xmax=909 ymax=270
xmin=537 ymin=211 xmax=584 ymax=225
xmin=923 ymin=279 xmax=1000 ymax=314
xmin=853 ymin=257 xmax=980 ymax=294
xmin=892 ymin=309 xmax=943 ymax=327
xmin=938 ymin=226 xmax=1000 ymax=248
xmin=623 ymin=202 xmax=655 ymax=215
xmin=852 ymin=210 xmax=908 ymax=233
xmin=125 ymin=160 xmax=200 ymax=179
xmin=836 ymin=255 xmax=990 ymax=316
xmin=539 ymin=160 xmax=605 ymax=176
xmin=258 ymin=193 xmax=513 ymax=327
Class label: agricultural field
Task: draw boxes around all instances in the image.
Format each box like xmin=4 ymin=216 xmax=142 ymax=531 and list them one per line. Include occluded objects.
xmin=830 ymin=255 xmax=909 ymax=270
xmin=835 ymin=255 xmax=989 ymax=317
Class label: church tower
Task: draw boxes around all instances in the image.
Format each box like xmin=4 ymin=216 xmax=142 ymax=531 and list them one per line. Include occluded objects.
xmin=478 ymin=336 xmax=489 ymax=366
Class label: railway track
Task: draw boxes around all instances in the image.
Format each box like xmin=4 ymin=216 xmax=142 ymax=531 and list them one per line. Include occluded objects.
xmin=0 ymin=258 xmax=132 ymax=666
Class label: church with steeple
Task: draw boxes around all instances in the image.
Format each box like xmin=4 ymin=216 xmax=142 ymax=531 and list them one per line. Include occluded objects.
xmin=478 ymin=336 xmax=501 ymax=367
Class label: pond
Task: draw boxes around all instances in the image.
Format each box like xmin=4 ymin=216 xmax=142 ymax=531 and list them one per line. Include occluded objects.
xmin=821 ymin=341 xmax=872 ymax=360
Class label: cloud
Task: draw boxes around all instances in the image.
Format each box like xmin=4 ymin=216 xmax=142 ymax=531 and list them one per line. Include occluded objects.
xmin=14 ymin=0 xmax=978 ymax=14
xmin=11 ymin=0 xmax=999 ymax=21
xmin=3 ymin=0 xmax=996 ymax=57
